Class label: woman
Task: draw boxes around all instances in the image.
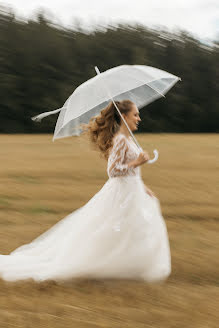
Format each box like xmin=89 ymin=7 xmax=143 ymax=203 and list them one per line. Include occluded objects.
xmin=0 ymin=100 xmax=171 ymax=283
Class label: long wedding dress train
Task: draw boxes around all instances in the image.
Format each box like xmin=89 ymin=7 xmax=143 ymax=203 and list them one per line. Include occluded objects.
xmin=0 ymin=134 xmax=171 ymax=282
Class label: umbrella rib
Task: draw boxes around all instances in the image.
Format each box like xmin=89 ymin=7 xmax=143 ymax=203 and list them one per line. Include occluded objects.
xmin=31 ymin=107 xmax=63 ymax=122
xmin=123 ymin=70 xmax=166 ymax=98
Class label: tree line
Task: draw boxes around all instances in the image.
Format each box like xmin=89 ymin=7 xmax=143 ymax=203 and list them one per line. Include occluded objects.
xmin=0 ymin=8 xmax=218 ymax=133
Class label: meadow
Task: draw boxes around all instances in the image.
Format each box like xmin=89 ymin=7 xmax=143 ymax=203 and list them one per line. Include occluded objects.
xmin=0 ymin=134 xmax=218 ymax=328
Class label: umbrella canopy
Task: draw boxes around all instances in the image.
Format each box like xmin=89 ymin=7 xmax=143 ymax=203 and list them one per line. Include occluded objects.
xmin=32 ymin=65 xmax=181 ymax=141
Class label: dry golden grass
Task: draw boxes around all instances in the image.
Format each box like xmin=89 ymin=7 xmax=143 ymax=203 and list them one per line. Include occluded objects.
xmin=0 ymin=134 xmax=218 ymax=328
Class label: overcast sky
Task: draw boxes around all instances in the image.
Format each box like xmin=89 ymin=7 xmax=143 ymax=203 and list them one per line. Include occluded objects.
xmin=2 ymin=0 xmax=219 ymax=41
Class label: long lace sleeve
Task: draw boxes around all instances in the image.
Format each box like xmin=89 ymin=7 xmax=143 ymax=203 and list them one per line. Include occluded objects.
xmin=108 ymin=135 xmax=131 ymax=177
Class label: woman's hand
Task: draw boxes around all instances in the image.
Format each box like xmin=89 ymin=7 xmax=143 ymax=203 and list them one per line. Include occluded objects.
xmin=135 ymin=151 xmax=150 ymax=166
xmin=128 ymin=151 xmax=150 ymax=169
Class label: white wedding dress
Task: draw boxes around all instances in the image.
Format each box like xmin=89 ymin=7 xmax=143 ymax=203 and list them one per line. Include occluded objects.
xmin=0 ymin=133 xmax=171 ymax=283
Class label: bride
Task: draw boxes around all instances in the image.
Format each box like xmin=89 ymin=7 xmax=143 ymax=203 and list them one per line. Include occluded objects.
xmin=0 ymin=99 xmax=171 ymax=283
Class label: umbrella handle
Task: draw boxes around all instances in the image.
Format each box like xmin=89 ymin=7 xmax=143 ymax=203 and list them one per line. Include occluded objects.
xmin=147 ymin=149 xmax=159 ymax=164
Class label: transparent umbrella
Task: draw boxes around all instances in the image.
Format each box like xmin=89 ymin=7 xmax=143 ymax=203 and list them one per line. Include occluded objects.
xmin=32 ymin=65 xmax=181 ymax=163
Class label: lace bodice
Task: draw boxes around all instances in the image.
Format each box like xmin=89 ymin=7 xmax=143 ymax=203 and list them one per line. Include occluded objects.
xmin=107 ymin=133 xmax=141 ymax=178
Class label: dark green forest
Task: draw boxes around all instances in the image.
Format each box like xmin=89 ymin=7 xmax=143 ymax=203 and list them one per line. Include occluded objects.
xmin=0 ymin=8 xmax=218 ymax=133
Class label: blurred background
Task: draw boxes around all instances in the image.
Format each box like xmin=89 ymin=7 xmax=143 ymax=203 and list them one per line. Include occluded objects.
xmin=0 ymin=1 xmax=219 ymax=328
xmin=0 ymin=0 xmax=218 ymax=134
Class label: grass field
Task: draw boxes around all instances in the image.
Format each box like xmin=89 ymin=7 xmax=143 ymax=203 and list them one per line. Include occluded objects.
xmin=0 ymin=134 xmax=218 ymax=328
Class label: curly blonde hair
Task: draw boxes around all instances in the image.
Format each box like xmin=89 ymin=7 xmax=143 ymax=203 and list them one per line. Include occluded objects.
xmin=82 ymin=100 xmax=134 ymax=159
